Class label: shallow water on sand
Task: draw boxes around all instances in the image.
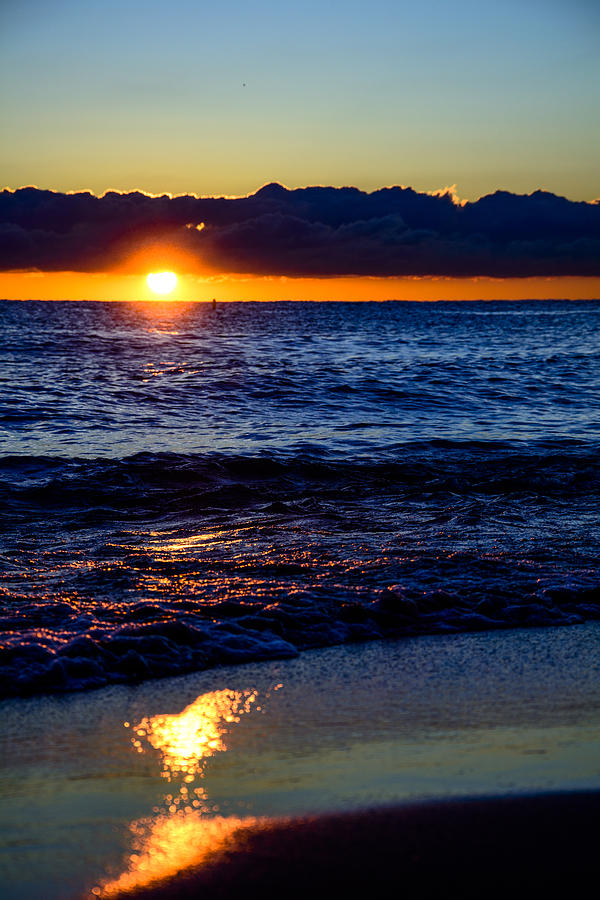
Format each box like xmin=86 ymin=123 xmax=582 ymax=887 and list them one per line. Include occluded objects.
xmin=0 ymin=625 xmax=599 ymax=899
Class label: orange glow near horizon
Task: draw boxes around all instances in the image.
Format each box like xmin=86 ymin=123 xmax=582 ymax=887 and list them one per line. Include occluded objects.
xmin=1 ymin=271 xmax=600 ymax=302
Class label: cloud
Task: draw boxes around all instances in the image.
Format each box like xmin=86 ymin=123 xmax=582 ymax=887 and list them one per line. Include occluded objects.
xmin=1 ymin=182 xmax=599 ymax=278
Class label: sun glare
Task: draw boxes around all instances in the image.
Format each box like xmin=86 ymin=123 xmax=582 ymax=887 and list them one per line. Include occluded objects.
xmin=147 ymin=271 xmax=177 ymax=295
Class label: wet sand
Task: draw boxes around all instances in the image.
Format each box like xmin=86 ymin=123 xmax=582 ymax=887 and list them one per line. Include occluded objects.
xmin=112 ymin=791 xmax=600 ymax=899
xmin=1 ymin=624 xmax=599 ymax=899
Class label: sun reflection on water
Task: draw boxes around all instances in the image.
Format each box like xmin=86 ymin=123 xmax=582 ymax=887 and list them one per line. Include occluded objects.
xmin=93 ymin=810 xmax=261 ymax=898
xmin=130 ymin=688 xmax=259 ymax=781
xmin=93 ymin=685 xmax=274 ymax=897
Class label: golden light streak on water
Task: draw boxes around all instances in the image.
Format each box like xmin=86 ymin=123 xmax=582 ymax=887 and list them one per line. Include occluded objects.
xmin=93 ymin=810 xmax=262 ymax=897
xmin=93 ymin=687 xmax=266 ymax=895
xmin=130 ymin=688 xmax=258 ymax=780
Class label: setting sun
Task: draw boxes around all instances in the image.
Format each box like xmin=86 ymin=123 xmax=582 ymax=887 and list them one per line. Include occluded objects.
xmin=147 ymin=271 xmax=177 ymax=295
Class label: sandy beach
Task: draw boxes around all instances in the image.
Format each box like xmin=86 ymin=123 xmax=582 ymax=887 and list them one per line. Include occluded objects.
xmin=1 ymin=624 xmax=599 ymax=899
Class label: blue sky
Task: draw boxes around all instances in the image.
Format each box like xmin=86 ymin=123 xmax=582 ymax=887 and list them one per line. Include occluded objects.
xmin=1 ymin=0 xmax=599 ymax=199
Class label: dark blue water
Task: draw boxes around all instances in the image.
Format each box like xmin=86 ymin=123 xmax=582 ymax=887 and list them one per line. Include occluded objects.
xmin=1 ymin=299 xmax=599 ymax=696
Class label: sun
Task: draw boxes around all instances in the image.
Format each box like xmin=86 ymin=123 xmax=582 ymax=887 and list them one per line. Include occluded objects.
xmin=147 ymin=271 xmax=177 ymax=295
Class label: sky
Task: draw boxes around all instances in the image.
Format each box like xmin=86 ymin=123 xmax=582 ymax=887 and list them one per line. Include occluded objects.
xmin=1 ymin=0 xmax=599 ymax=300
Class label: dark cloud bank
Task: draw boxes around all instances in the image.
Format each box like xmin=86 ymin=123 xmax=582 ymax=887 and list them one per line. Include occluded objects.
xmin=1 ymin=183 xmax=599 ymax=277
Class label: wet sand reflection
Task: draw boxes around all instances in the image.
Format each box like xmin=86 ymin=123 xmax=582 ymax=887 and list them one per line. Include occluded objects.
xmin=130 ymin=688 xmax=259 ymax=781
xmin=93 ymin=811 xmax=260 ymax=897
xmin=93 ymin=686 xmax=270 ymax=897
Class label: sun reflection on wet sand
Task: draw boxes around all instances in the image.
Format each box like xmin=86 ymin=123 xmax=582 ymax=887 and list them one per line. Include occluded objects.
xmin=130 ymin=688 xmax=259 ymax=781
xmin=93 ymin=686 xmax=270 ymax=896
xmin=93 ymin=811 xmax=261 ymax=897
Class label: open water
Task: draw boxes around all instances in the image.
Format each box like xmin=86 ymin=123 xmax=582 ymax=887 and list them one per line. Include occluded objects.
xmin=1 ymin=299 xmax=599 ymax=696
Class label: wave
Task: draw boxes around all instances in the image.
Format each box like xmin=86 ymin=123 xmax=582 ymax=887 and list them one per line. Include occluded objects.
xmin=1 ymin=440 xmax=599 ymax=698
xmin=1 ymin=439 xmax=599 ymax=521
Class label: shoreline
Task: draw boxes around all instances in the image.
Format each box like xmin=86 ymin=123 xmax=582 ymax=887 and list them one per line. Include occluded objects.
xmin=4 ymin=607 xmax=598 ymax=703
xmin=2 ymin=624 xmax=599 ymax=900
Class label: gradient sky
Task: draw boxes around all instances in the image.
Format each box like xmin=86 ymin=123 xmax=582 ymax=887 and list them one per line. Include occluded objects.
xmin=2 ymin=0 xmax=599 ymax=202
xmin=1 ymin=0 xmax=599 ymax=301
